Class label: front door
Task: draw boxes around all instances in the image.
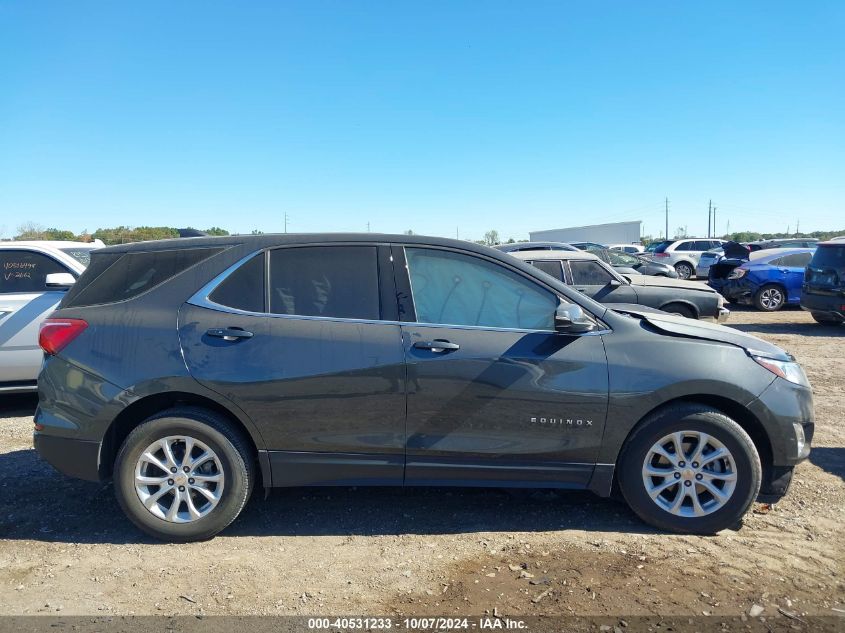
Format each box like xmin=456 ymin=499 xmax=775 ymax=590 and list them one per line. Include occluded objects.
xmin=395 ymin=246 xmax=609 ymax=488
xmin=179 ymin=245 xmax=406 ymax=486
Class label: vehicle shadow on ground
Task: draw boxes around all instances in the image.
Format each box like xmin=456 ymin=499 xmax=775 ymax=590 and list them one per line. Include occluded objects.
xmin=809 ymin=446 xmax=845 ymax=482
xmin=0 ymin=393 xmax=38 ymax=418
xmin=0 ymin=448 xmax=655 ymax=544
xmin=728 ymin=320 xmax=842 ymax=337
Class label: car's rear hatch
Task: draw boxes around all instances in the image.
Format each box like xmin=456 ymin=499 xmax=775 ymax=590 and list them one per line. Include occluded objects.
xmin=804 ymin=244 xmax=845 ymax=295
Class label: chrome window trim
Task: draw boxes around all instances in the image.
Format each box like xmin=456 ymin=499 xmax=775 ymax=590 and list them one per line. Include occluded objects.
xmin=188 ymin=248 xmax=611 ymax=336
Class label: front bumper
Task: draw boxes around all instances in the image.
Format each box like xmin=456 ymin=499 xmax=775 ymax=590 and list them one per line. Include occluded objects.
xmin=34 ymin=431 xmax=102 ymax=481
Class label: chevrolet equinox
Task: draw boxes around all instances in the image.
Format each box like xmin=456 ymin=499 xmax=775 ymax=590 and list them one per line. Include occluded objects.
xmin=34 ymin=234 xmax=814 ymax=541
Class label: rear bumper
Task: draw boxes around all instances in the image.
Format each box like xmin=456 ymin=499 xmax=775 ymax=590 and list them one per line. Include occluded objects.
xmin=800 ymin=290 xmax=845 ymax=317
xmin=33 ymin=432 xmax=102 ymax=482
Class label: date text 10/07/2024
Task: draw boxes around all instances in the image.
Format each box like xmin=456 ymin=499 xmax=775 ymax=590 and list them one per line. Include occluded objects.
xmin=307 ymin=618 xmax=528 ymax=630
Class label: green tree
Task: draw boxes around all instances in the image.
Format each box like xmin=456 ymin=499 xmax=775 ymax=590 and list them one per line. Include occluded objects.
xmin=205 ymin=227 xmax=230 ymax=236
xmin=483 ymin=229 xmax=500 ymax=246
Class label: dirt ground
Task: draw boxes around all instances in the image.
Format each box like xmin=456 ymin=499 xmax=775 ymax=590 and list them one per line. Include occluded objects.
xmin=0 ymin=307 xmax=842 ymax=622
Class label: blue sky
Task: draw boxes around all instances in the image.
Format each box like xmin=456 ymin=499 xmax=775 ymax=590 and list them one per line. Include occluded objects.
xmin=1 ymin=1 xmax=843 ymax=241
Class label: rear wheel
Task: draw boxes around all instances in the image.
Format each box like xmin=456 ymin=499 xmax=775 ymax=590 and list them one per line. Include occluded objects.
xmin=114 ymin=407 xmax=254 ymax=542
xmin=674 ymin=262 xmax=694 ymax=279
xmin=753 ymin=284 xmax=786 ymax=311
xmin=618 ymin=404 xmax=761 ymax=534
xmin=811 ymin=312 xmax=844 ymax=325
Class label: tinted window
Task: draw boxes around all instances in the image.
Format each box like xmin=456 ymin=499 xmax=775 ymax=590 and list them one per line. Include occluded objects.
xmin=778 ymin=253 xmax=813 ymax=267
xmin=67 ymin=247 xmax=223 ymax=306
xmin=649 ymin=241 xmax=672 ymax=253
xmin=269 ymin=246 xmax=379 ymax=320
xmin=59 ymin=247 xmax=95 ymax=266
xmin=689 ymin=241 xmax=710 ymax=251
xmin=673 ymin=241 xmax=693 ymax=251
xmin=0 ymin=250 xmax=68 ymax=293
xmin=811 ymin=245 xmax=845 ymax=268
xmin=405 ymin=248 xmax=556 ymax=330
xmin=210 ymin=253 xmax=266 ymax=313
xmin=530 ymin=260 xmax=564 ymax=282
xmin=569 ymin=260 xmax=615 ymax=286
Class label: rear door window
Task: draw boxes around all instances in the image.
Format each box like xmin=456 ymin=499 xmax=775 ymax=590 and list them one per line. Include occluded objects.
xmin=529 ymin=260 xmax=564 ymax=282
xmin=691 ymin=241 xmax=711 ymax=251
xmin=674 ymin=241 xmax=693 ymax=251
xmin=209 ymin=253 xmax=266 ymax=313
xmin=778 ymin=253 xmax=814 ymax=267
xmin=569 ymin=260 xmax=616 ymax=286
xmin=405 ymin=248 xmax=556 ymax=330
xmin=269 ymin=246 xmax=380 ymax=320
xmin=0 ymin=250 xmax=69 ymax=294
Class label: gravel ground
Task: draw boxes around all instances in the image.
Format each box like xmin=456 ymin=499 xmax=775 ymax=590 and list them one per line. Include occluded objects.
xmin=0 ymin=306 xmax=842 ymax=620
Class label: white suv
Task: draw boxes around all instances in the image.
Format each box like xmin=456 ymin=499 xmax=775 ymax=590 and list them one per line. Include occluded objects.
xmin=642 ymin=238 xmax=725 ymax=279
xmin=0 ymin=240 xmax=100 ymax=393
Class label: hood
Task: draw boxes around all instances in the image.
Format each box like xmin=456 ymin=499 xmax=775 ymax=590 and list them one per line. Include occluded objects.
xmin=723 ymin=241 xmax=751 ymax=260
xmin=610 ymin=306 xmax=791 ymax=361
xmin=625 ymin=275 xmax=716 ymax=292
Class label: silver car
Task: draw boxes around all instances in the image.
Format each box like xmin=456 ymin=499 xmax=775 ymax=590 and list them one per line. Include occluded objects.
xmin=0 ymin=241 xmax=97 ymax=393
xmin=641 ymin=238 xmax=725 ymax=279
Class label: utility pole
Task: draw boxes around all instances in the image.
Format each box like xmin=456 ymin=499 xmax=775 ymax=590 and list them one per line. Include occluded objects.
xmin=456 ymin=227 xmax=459 ymax=239
xmin=366 ymin=222 xmax=370 ymax=232
xmin=284 ymin=213 xmax=289 ymax=233
xmin=712 ymin=206 xmax=717 ymax=238
xmin=707 ymin=200 xmax=712 ymax=238
xmin=796 ymin=219 xmax=800 ymax=236
xmin=665 ymin=197 xmax=669 ymax=241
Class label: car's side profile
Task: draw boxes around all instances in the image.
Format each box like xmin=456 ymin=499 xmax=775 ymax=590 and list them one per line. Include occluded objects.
xmin=35 ymin=234 xmax=812 ymax=542
xmin=0 ymin=241 xmax=98 ymax=393
xmin=717 ymin=248 xmax=816 ymax=311
xmin=641 ymin=238 xmax=725 ymax=280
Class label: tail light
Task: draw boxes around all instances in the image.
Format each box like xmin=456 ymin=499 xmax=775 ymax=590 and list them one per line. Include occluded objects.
xmin=39 ymin=318 xmax=88 ymax=355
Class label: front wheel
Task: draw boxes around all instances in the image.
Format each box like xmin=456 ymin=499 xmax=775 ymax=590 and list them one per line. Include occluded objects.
xmin=618 ymin=404 xmax=761 ymax=534
xmin=114 ymin=407 xmax=255 ymax=542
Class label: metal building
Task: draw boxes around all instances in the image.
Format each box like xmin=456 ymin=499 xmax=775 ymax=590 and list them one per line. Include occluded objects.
xmin=529 ymin=220 xmax=642 ymax=245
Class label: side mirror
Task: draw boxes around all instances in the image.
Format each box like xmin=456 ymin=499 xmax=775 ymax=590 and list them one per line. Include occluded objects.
xmin=555 ymin=302 xmax=596 ymax=334
xmin=45 ymin=272 xmax=76 ymax=289
xmin=608 ymin=279 xmax=622 ymax=287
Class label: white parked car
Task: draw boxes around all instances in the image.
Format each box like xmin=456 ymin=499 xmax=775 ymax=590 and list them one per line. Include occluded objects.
xmin=640 ymin=238 xmax=725 ymax=279
xmin=606 ymin=243 xmax=645 ymax=254
xmin=0 ymin=240 xmax=100 ymax=393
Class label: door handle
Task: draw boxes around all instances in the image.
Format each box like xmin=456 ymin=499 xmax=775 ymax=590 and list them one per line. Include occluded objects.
xmin=207 ymin=327 xmax=254 ymax=341
xmin=413 ymin=339 xmax=460 ymax=353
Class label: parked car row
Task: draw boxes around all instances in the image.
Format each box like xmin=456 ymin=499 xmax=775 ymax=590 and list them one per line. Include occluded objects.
xmin=28 ymin=233 xmax=812 ymax=543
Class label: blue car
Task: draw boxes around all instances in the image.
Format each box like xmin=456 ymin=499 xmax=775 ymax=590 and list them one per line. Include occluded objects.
xmin=717 ymin=248 xmax=816 ymax=311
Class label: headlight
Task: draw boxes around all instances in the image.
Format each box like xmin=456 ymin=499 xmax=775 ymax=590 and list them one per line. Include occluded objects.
xmin=728 ymin=268 xmax=747 ymax=279
xmin=752 ymin=355 xmax=810 ymax=387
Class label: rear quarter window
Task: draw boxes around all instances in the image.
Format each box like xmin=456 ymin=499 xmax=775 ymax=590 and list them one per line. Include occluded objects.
xmin=63 ymin=247 xmax=223 ymax=307
xmin=0 ymin=250 xmax=69 ymax=294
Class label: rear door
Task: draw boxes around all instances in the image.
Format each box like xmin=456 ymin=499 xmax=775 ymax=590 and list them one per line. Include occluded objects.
xmin=0 ymin=249 xmax=73 ymax=385
xmin=179 ymin=244 xmax=407 ymax=486
xmin=775 ymin=252 xmax=814 ymax=302
xmin=396 ymin=245 xmax=609 ymax=488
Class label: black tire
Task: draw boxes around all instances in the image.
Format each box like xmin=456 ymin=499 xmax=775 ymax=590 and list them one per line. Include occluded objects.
xmin=662 ymin=303 xmax=696 ymax=319
xmin=753 ymin=284 xmax=786 ymax=311
xmin=674 ymin=262 xmax=694 ymax=279
xmin=617 ymin=403 xmax=761 ymax=534
xmin=114 ymin=407 xmax=255 ymax=542
xmin=810 ymin=312 xmax=844 ymax=325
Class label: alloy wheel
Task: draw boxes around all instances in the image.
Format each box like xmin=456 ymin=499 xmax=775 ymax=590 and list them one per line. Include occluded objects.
xmin=134 ymin=436 xmax=225 ymax=523
xmin=759 ymin=287 xmax=784 ymax=310
xmin=641 ymin=431 xmax=737 ymax=517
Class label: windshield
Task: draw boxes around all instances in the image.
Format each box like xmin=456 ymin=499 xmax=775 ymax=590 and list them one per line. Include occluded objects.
xmin=607 ymin=250 xmax=640 ymax=266
xmin=59 ymin=247 xmax=96 ymax=266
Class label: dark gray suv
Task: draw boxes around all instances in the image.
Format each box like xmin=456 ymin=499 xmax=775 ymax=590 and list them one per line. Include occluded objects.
xmin=34 ymin=234 xmax=814 ymax=541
